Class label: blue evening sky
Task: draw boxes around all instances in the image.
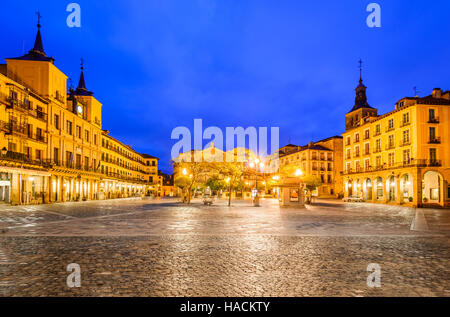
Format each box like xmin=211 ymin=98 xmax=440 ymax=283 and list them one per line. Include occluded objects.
xmin=1 ymin=1 xmax=449 ymax=172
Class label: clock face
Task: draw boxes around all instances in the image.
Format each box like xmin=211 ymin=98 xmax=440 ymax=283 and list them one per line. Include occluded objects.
xmin=77 ymin=105 xmax=83 ymax=114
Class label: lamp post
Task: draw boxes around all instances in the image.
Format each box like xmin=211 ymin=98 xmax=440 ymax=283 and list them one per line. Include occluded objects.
xmin=248 ymin=157 xmax=264 ymax=207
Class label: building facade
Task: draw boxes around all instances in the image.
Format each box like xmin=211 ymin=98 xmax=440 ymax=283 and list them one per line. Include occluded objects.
xmin=342 ymin=75 xmax=450 ymax=207
xmin=0 ymin=21 xmax=158 ymax=205
xmin=278 ymin=136 xmax=343 ymax=198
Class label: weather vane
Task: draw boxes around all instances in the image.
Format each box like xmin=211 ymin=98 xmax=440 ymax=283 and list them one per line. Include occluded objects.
xmin=413 ymin=86 xmax=420 ymax=97
xmin=358 ymin=59 xmax=363 ymax=80
xmin=36 ymin=11 xmax=42 ymax=27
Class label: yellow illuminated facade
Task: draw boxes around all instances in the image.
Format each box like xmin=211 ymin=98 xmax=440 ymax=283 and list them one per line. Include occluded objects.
xmin=0 ymin=21 xmax=158 ymax=205
xmin=278 ymin=136 xmax=343 ymax=198
xmin=342 ymin=76 xmax=450 ymax=207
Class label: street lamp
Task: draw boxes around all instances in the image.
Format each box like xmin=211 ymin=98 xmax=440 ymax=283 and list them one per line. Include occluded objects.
xmin=295 ymin=169 xmax=303 ymax=177
xmin=182 ymin=168 xmax=188 ymax=176
xmin=248 ymin=157 xmax=264 ymax=207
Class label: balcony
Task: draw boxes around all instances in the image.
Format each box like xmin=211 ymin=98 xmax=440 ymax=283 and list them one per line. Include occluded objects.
xmin=374 ymin=131 xmax=381 ymax=136
xmin=354 ymin=153 xmax=360 ymax=158
xmin=386 ymin=126 xmax=395 ymax=132
xmin=373 ymin=148 xmax=382 ymax=154
xmin=385 ymin=143 xmax=395 ymax=150
xmin=33 ymin=110 xmax=48 ymax=122
xmin=101 ymin=171 xmax=149 ymax=184
xmin=399 ymin=140 xmax=411 ymax=147
xmin=342 ymin=159 xmax=442 ymax=175
xmin=400 ymin=121 xmax=410 ymax=127
xmin=428 ymin=117 xmax=439 ymax=124
xmin=48 ymin=160 xmax=102 ymax=173
xmin=5 ymin=97 xmax=32 ymax=112
xmin=0 ymin=151 xmax=51 ymax=167
xmin=428 ymin=137 xmax=441 ymax=144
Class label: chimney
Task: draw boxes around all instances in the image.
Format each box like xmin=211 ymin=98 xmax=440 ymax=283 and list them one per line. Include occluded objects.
xmin=432 ymin=88 xmax=442 ymax=98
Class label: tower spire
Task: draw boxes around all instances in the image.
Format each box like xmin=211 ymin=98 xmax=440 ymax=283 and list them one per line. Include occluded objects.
xmin=348 ymin=59 xmax=374 ymax=113
xmin=75 ymin=58 xmax=93 ymax=96
xmin=77 ymin=58 xmax=87 ymax=90
xmin=31 ymin=11 xmax=45 ymax=55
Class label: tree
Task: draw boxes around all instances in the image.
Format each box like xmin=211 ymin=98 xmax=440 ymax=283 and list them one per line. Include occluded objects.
xmin=175 ymin=160 xmax=211 ymax=204
xmin=206 ymin=176 xmax=225 ymax=195
xmin=174 ymin=176 xmax=191 ymax=202
xmin=301 ymin=175 xmax=322 ymax=204
xmin=216 ymin=162 xmax=245 ymax=206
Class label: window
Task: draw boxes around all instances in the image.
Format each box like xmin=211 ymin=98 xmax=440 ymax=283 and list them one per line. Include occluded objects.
xmin=388 ymin=153 xmax=395 ymax=166
xmin=375 ymin=124 xmax=381 ymax=135
xmin=76 ymin=126 xmax=82 ymax=138
xmin=36 ymin=128 xmax=43 ymax=141
xmin=364 ymin=159 xmax=370 ymax=171
xmin=364 ymin=129 xmax=370 ymax=139
xmin=355 ymin=146 xmax=360 ymax=157
xmin=76 ymin=154 xmax=82 ymax=168
xmin=346 ymin=149 xmax=351 ymax=159
xmin=429 ymin=109 xmax=435 ymax=120
xmin=94 ymin=134 xmax=97 ymax=145
xmin=388 ymin=119 xmax=394 ymax=129
xmin=66 ymin=121 xmax=73 ymax=135
xmin=388 ymin=135 xmax=395 ymax=148
xmin=376 ymin=156 xmax=381 ymax=168
xmin=66 ymin=151 xmax=73 ymax=166
xmin=85 ymin=130 xmax=89 ymax=142
xmin=355 ymin=161 xmax=361 ymax=172
xmin=35 ymin=149 xmax=42 ymax=161
xmin=346 ymin=136 xmax=351 ymax=146
xmin=375 ymin=139 xmax=381 ymax=152
xmin=54 ymin=148 xmax=59 ymax=164
xmin=402 ymin=130 xmax=410 ymax=144
xmin=402 ymin=112 xmax=409 ymax=124
xmin=429 ymin=148 xmax=437 ymax=163
xmin=84 ymin=156 xmax=89 ymax=169
xmin=355 ymin=133 xmax=360 ymax=142
xmin=364 ymin=143 xmax=370 ymax=155
xmin=54 ymin=114 xmax=60 ymax=130
xmin=429 ymin=127 xmax=436 ymax=141
xmin=9 ymin=89 xmax=18 ymax=100
xmin=403 ymin=149 xmax=410 ymax=164
xmin=27 ymin=124 xmax=33 ymax=138
xmin=346 ymin=163 xmax=351 ymax=172
xmin=24 ymin=146 xmax=32 ymax=159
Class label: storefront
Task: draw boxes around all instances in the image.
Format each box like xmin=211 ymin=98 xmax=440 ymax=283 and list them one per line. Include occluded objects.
xmin=0 ymin=172 xmax=11 ymax=204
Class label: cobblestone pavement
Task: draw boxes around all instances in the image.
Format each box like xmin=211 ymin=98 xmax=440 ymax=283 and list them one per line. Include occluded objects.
xmin=0 ymin=198 xmax=449 ymax=297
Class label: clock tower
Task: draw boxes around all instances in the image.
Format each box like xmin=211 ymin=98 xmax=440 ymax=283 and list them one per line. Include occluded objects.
xmin=69 ymin=60 xmax=103 ymax=129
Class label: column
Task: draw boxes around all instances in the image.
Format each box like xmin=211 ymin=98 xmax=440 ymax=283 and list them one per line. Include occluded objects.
xmin=10 ymin=172 xmax=20 ymax=205
xmin=383 ymin=177 xmax=388 ymax=204
xmin=413 ymin=170 xmax=422 ymax=207
xmin=61 ymin=176 xmax=66 ymax=202
xmin=395 ymin=177 xmax=401 ymax=205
